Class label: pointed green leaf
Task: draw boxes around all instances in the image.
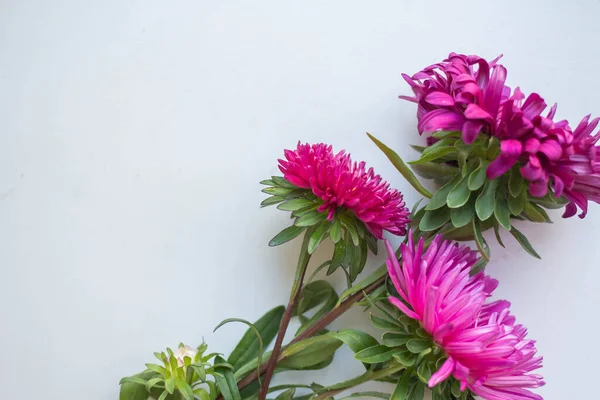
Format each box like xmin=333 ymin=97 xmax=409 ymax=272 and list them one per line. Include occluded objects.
xmin=406 ymin=339 xmax=432 ymax=354
xmin=508 ymin=189 xmax=527 ymax=216
xmin=328 ymin=240 xmax=346 ymax=274
xmin=271 ymin=176 xmax=297 ymax=189
xmin=447 ymin=175 xmax=471 ymax=209
xmin=450 ymin=196 xmax=475 ymax=228
xmin=337 ymin=265 xmax=386 ymax=306
xmin=367 ymin=133 xmax=432 ymax=198
xmin=472 ymin=218 xmax=490 ymax=261
xmin=259 ymin=179 xmax=276 ymax=186
xmin=354 ymin=345 xmax=395 ymax=364
xmin=277 ymin=198 xmax=314 ymax=211
xmin=176 ymin=379 xmax=195 ymax=400
xmin=409 ymin=146 xmax=458 ymax=165
xmin=158 ymin=391 xmax=168 ymax=400
xmin=411 ymin=162 xmax=460 ymax=182
xmin=120 ymin=372 xmax=156 ymax=400
xmin=214 ymin=356 xmax=241 ymax=400
xmin=419 ymin=207 xmax=451 ymax=232
xmin=279 ymin=335 xmax=343 ymax=369
xmin=382 ymin=332 xmax=411 ymax=347
xmin=223 ymin=307 xmax=284 ymax=370
xmin=494 ymin=189 xmax=511 ymax=230
xmin=261 ymin=196 xmax=285 ymax=207
xmin=308 ymin=220 xmax=330 ymax=254
xmin=468 ymin=161 xmax=488 ymax=191
xmin=329 ymin=329 xmax=379 ymax=354
xmin=262 ymin=187 xmax=294 ymax=196
xmin=165 ymin=377 xmax=175 ymax=394
xmin=509 ymin=168 xmax=524 ymax=197
xmin=269 ymin=225 xmax=306 ymax=247
xmin=369 ymin=313 xmax=403 ymax=331
xmin=432 ymin=130 xmax=462 ymax=139
xmin=522 ymin=202 xmax=549 ymax=223
xmin=390 ymin=369 xmax=412 ymax=400
xmin=274 ymin=388 xmax=296 ymax=400
xmin=426 ymin=173 xmax=462 ymax=210
xmin=493 ymin=224 xmax=505 ymax=248
xmin=475 ymin=179 xmax=499 ymax=221
xmin=393 ymin=351 xmax=417 ymax=367
xmin=330 ymin=218 xmax=342 ymax=243
xmin=295 ymin=211 xmax=326 ymax=227
xmin=509 ymin=226 xmax=541 ymax=259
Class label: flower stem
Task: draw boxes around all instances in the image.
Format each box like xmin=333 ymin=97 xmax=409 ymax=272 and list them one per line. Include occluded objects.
xmin=258 ymin=230 xmax=313 ymax=400
xmin=313 ymin=362 xmax=406 ymax=400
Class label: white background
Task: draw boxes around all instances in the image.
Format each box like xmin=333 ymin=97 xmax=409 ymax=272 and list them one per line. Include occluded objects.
xmin=1 ymin=1 xmax=599 ymax=399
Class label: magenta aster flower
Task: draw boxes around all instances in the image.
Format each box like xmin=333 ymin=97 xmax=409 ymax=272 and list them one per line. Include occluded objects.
xmin=401 ymin=53 xmax=508 ymax=144
xmin=386 ymin=232 xmax=544 ymax=399
xmin=278 ymin=142 xmax=410 ymax=238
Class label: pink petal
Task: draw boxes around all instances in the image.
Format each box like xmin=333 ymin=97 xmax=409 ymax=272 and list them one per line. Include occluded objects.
xmin=428 ymin=357 xmax=455 ymax=388
xmin=464 ymin=103 xmax=493 ymax=121
xmin=462 ymin=120 xmax=484 ymax=144
xmin=418 ymin=109 xmax=465 ymax=134
xmin=539 ymin=140 xmax=562 ymax=160
xmin=529 ymin=179 xmax=548 ymax=197
xmin=425 ymin=91 xmax=455 ymax=106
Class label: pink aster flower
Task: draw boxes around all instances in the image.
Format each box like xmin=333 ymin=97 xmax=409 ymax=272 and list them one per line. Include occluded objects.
xmin=278 ymin=142 xmax=410 ymax=238
xmin=385 ymin=232 xmax=544 ymax=400
xmin=401 ymin=53 xmax=508 ymax=144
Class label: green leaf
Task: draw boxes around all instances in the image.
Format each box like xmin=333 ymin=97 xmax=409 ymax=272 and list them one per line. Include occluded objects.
xmin=472 ymin=218 xmax=490 ymax=262
xmin=393 ymin=351 xmax=417 ymax=367
xmin=329 ymin=329 xmax=379 ymax=354
xmin=494 ymin=189 xmax=511 ymax=230
xmin=390 ymin=369 xmax=412 ymax=400
xmin=468 ymin=161 xmax=488 ymax=191
xmin=382 ymin=332 xmax=411 ymax=347
xmin=342 ymin=217 xmax=360 ymax=246
xmin=406 ymin=339 xmax=431 ymax=354
xmin=411 ymin=162 xmax=460 ymax=182
xmin=451 ymin=380 xmax=461 ymax=397
xmin=119 ymin=376 xmax=148 ymax=386
xmin=295 ymin=211 xmax=326 ymax=227
xmin=165 ymin=377 xmax=175 ymax=394
xmin=120 ymin=372 xmax=156 ymax=400
xmin=337 ymin=264 xmax=387 ymax=306
xmin=419 ymin=207 xmax=451 ymax=232
xmin=225 ymin=307 xmax=283 ymax=369
xmin=508 ymin=189 xmax=527 ymax=216
xmin=354 ymin=345 xmax=395 ymax=364
xmin=214 ymin=356 xmax=242 ymax=400
xmin=191 ymin=365 xmax=206 ymax=382
xmin=261 ymin=196 xmax=285 ymax=207
xmin=272 ymin=176 xmax=297 ymax=189
xmin=366 ymin=233 xmax=378 ymax=255
xmin=522 ymin=202 xmax=551 ymax=223
xmin=369 ymin=313 xmax=402 ymax=331
xmin=407 ymin=380 xmax=425 ymax=400
xmin=277 ymin=198 xmax=315 ymax=211
xmin=273 ymin=388 xmax=296 ymax=400
xmin=367 ymin=133 xmax=432 ymax=198
xmin=278 ymin=335 xmax=342 ymax=370
xmin=349 ymin=241 xmax=367 ymax=282
xmin=475 ymin=179 xmax=499 ymax=221
xmin=509 ymin=168 xmax=524 ymax=197
xmin=432 ymin=130 xmax=462 ymax=139
xmin=145 ymin=363 xmax=169 ymax=376
xmin=493 ymin=224 xmax=505 ymax=248
xmin=260 ymin=179 xmax=276 ymax=186
xmin=450 ymin=196 xmax=475 ymax=228
xmin=426 ymin=173 xmax=462 ymax=210
xmin=195 ymin=388 xmax=212 ymax=400
xmin=509 ymin=226 xmax=541 ymax=259
xmin=417 ymin=362 xmax=432 ymax=384
xmin=308 ymin=220 xmax=330 ymax=254
xmin=158 ymin=391 xmax=168 ymax=400
xmin=330 ymin=217 xmax=342 ymax=243
xmin=145 ymin=377 xmax=163 ymax=392
xmin=292 ymin=203 xmax=320 ymax=218
xmin=328 ymin=240 xmax=346 ymax=274
xmin=262 ymin=187 xmax=295 ymax=197
xmin=176 ymin=379 xmax=195 ymax=400
xmin=409 ymin=146 xmax=457 ymax=165
xmin=447 ymin=175 xmax=471 ymax=209
xmin=339 ymin=391 xmax=390 ymax=400
xmin=269 ymin=225 xmax=306 ymax=247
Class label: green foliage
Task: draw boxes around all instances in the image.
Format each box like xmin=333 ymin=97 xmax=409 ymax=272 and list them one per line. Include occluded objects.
xmin=119 ymin=343 xmax=220 ymax=400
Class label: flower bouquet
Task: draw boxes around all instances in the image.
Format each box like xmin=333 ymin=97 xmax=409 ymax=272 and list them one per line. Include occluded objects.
xmin=119 ymin=53 xmax=600 ymax=400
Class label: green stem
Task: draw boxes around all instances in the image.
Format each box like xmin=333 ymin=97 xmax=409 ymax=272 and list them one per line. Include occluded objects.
xmin=314 ymin=362 xmax=405 ymax=400
xmin=258 ymin=229 xmax=313 ymax=400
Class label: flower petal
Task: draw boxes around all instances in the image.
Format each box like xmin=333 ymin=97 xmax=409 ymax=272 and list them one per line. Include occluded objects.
xmin=425 ymin=91 xmax=455 ymax=106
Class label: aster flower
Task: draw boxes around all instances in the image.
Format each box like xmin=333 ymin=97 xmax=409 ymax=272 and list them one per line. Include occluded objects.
xmin=277 ymin=142 xmax=410 ymax=238
xmin=385 ymin=232 xmax=544 ymax=400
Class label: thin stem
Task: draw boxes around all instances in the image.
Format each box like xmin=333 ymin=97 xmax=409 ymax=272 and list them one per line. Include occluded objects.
xmin=258 ymin=230 xmax=313 ymax=400
xmin=313 ymin=362 xmax=405 ymax=400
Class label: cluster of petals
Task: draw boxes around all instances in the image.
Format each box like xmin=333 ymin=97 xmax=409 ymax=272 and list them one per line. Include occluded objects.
xmin=402 ymin=53 xmax=600 ymax=217
xmin=385 ymin=232 xmax=544 ymax=400
xmin=278 ymin=142 xmax=410 ymax=238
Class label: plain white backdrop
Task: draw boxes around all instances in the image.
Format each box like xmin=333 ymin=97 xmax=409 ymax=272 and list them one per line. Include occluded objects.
xmin=1 ymin=1 xmax=599 ymax=399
